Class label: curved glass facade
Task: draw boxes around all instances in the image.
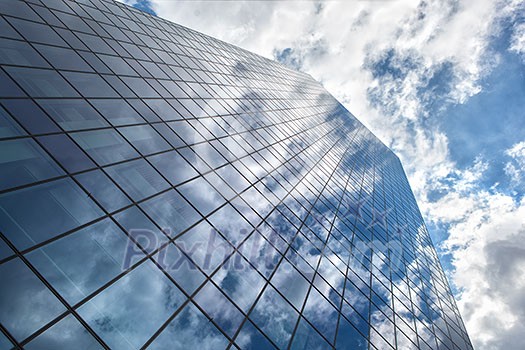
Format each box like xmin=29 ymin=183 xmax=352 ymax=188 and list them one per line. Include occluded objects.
xmin=0 ymin=0 xmax=472 ymax=349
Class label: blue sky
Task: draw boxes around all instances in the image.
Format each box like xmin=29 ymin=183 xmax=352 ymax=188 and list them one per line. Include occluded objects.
xmin=124 ymin=1 xmax=525 ymax=348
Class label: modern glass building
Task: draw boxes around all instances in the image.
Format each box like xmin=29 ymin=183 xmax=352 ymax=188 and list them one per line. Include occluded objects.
xmin=0 ymin=0 xmax=472 ymax=349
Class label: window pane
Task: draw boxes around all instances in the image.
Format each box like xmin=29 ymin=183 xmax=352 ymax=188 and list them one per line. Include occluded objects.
xmin=97 ymin=53 xmax=137 ymax=76
xmin=1 ymin=98 xmax=60 ymax=134
xmin=34 ymin=44 xmax=93 ymax=72
xmin=38 ymin=134 xmax=95 ymax=173
xmin=105 ymin=158 xmax=169 ymax=202
xmin=212 ymin=252 xmax=265 ymax=312
xmin=71 ymin=129 xmax=139 ymax=166
xmin=52 ymin=9 xmax=93 ymax=32
xmin=27 ymin=219 xmax=132 ymax=304
xmin=0 ymin=330 xmax=14 ymax=349
xmin=30 ymin=5 xmax=63 ymax=28
xmin=78 ymin=260 xmax=185 ymax=349
xmin=335 ymin=316 xmax=368 ymax=350
xmin=120 ymin=76 xmax=159 ymax=97
xmin=154 ymin=243 xmax=205 ymax=295
xmin=270 ymin=260 xmax=310 ymax=310
xmin=0 ymin=239 xmax=13 ymax=263
xmin=0 ymin=258 xmax=65 ymax=341
xmin=103 ymin=75 xmax=135 ymax=97
xmin=0 ymin=16 xmax=22 ymax=40
xmin=76 ymin=32 xmax=115 ymax=55
xmin=290 ymin=317 xmax=331 ymax=349
xmin=37 ymin=99 xmax=109 ymax=131
xmin=127 ymin=99 xmax=160 ymax=122
xmin=0 ymin=37 xmax=49 ymax=67
xmin=175 ymin=220 xmax=232 ymax=275
xmin=251 ymin=286 xmax=298 ymax=349
xmin=0 ymin=138 xmax=63 ymax=191
xmin=207 ymin=203 xmax=252 ymax=245
xmin=75 ymin=169 xmax=131 ymax=212
xmin=302 ymin=287 xmax=339 ymax=342
xmin=90 ymin=99 xmax=144 ymax=126
xmin=167 ymin=120 xmax=203 ymax=145
xmin=4 ymin=67 xmax=79 ymax=97
xmin=194 ymin=282 xmax=244 ymax=337
xmin=0 ymin=178 xmax=103 ymax=249
xmin=143 ymin=99 xmax=182 ymax=121
xmin=148 ymin=150 xmax=197 ymax=186
xmin=24 ymin=314 xmax=101 ymax=350
xmin=113 ymin=205 xmax=168 ymax=252
xmin=119 ymin=125 xmax=170 ymax=155
xmin=6 ymin=17 xmax=66 ymax=46
xmin=62 ymin=71 xmax=118 ymax=98
xmin=78 ymin=51 xmax=110 ymax=74
xmin=235 ymin=319 xmax=276 ymax=350
xmin=140 ymin=189 xmax=201 ymax=237
xmin=151 ymin=123 xmax=185 ymax=148
xmin=0 ymin=1 xmax=41 ymax=22
xmin=0 ymin=69 xmax=26 ymax=97
xmin=147 ymin=303 xmax=227 ymax=350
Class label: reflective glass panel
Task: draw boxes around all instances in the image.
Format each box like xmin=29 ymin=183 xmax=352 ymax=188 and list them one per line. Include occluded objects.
xmin=0 ymin=37 xmax=49 ymax=67
xmin=0 ymin=258 xmax=65 ymax=341
xmin=0 ymin=138 xmax=63 ymax=191
xmin=75 ymin=169 xmax=131 ymax=212
xmin=62 ymin=71 xmax=118 ymax=98
xmin=0 ymin=178 xmax=103 ymax=249
xmin=34 ymin=44 xmax=93 ymax=71
xmin=6 ymin=17 xmax=66 ymax=46
xmin=24 ymin=314 xmax=101 ymax=350
xmin=140 ymin=189 xmax=201 ymax=237
xmin=0 ymin=105 xmax=25 ymax=138
xmin=37 ymin=99 xmax=109 ymax=131
xmin=4 ymin=67 xmax=79 ymax=97
xmin=119 ymin=124 xmax=170 ymax=155
xmin=105 ymin=158 xmax=170 ymax=201
xmin=1 ymin=98 xmax=59 ymax=134
xmin=27 ymin=218 xmax=133 ymax=304
xmin=78 ymin=260 xmax=185 ymax=349
xmin=38 ymin=134 xmax=96 ymax=173
xmin=71 ymin=129 xmax=139 ymax=166
xmin=147 ymin=303 xmax=228 ymax=350
xmin=90 ymin=99 xmax=144 ymax=126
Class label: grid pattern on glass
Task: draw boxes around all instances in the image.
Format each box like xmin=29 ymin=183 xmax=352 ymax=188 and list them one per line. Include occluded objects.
xmin=0 ymin=0 xmax=472 ymax=349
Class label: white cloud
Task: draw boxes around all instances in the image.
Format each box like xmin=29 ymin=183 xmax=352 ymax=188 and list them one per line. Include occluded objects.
xmin=442 ymin=192 xmax=525 ymax=350
xmin=119 ymin=0 xmax=525 ymax=348
xmin=509 ymin=19 xmax=525 ymax=61
xmin=504 ymin=141 xmax=525 ymax=185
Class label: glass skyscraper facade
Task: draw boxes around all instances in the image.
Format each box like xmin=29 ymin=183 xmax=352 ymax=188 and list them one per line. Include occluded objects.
xmin=0 ymin=0 xmax=472 ymax=349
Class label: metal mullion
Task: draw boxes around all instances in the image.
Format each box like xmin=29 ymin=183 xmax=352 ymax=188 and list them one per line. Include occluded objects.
xmin=328 ymin=150 xmax=366 ymax=343
xmin=285 ymin=131 xmax=362 ymax=349
xmin=0 ymin=322 xmax=21 ymax=349
xmin=365 ymin=154 xmax=399 ymax=349
xmin=2 ymin=111 xmax=335 ymax=262
xmin=139 ymin=117 xmax=345 ymax=349
xmin=225 ymin=132 xmax=347 ymax=349
xmin=341 ymin=148 xmax=372 ymax=345
xmin=394 ymin=182 xmax=442 ymax=347
xmin=0 ymin=231 xmax=111 ymax=349
xmin=388 ymin=170 xmax=430 ymax=346
xmin=224 ymin=132 xmax=349 ymax=349
xmin=64 ymin=115 xmax=340 ymax=315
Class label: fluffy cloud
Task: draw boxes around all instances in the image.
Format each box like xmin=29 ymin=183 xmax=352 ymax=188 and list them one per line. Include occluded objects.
xmin=509 ymin=19 xmax=525 ymax=61
xmin=441 ymin=190 xmax=525 ymax=350
xmin=142 ymin=0 xmax=513 ymax=197
xmin=119 ymin=0 xmax=525 ymax=348
xmin=504 ymin=141 xmax=525 ymax=186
